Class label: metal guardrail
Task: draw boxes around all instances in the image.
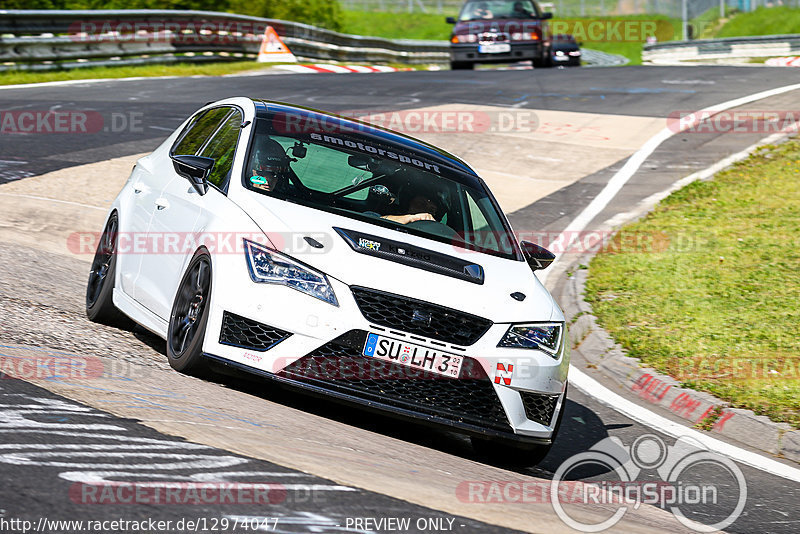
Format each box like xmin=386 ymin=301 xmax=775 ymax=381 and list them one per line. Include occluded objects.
xmin=0 ymin=9 xmax=626 ymax=71
xmin=643 ymin=34 xmax=800 ymax=64
xmin=0 ymin=9 xmax=450 ymax=71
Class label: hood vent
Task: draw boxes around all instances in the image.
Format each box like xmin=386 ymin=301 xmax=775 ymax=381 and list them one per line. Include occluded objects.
xmin=334 ymin=227 xmax=484 ymax=285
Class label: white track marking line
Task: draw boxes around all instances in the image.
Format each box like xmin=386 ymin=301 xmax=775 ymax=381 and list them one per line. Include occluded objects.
xmin=538 ymin=81 xmax=800 ymax=286
xmin=0 ymin=76 xmax=183 ymax=91
xmin=603 ymin=122 xmax=800 ymax=229
xmin=0 ymin=192 xmax=106 ymax=211
xmin=569 ymin=367 xmax=800 ymax=483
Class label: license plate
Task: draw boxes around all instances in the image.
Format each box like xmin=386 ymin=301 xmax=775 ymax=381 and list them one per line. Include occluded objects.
xmin=554 ymin=55 xmax=569 ymax=61
xmin=363 ymin=333 xmax=463 ymax=378
xmin=478 ymin=43 xmax=510 ymax=54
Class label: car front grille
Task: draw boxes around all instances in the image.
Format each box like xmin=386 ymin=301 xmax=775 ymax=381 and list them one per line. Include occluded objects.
xmin=350 ymin=286 xmax=492 ymax=346
xmin=520 ymin=391 xmax=560 ymax=426
xmin=279 ymin=331 xmax=512 ymax=433
xmin=219 ymin=311 xmax=291 ymax=351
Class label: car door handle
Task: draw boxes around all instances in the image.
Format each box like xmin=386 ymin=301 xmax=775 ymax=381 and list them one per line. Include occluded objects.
xmin=155 ymin=198 xmax=169 ymax=210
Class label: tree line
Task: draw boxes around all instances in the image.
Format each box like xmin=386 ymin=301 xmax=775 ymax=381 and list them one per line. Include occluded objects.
xmin=0 ymin=0 xmax=343 ymax=31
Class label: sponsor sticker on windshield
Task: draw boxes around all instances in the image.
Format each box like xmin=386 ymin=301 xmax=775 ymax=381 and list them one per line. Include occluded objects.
xmin=309 ymin=132 xmax=441 ymax=174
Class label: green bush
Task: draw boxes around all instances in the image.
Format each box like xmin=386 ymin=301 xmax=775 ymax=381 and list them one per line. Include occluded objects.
xmin=0 ymin=0 xmax=222 ymax=8
xmin=229 ymin=0 xmax=343 ymax=30
xmin=0 ymin=0 xmax=343 ymax=31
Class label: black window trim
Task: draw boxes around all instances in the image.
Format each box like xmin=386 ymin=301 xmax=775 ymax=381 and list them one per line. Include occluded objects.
xmin=170 ymin=104 xmax=246 ymax=195
xmin=170 ymin=106 xmax=229 ymax=157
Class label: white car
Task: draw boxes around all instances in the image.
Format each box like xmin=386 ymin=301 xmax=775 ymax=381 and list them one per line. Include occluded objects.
xmin=86 ymin=97 xmax=569 ymax=464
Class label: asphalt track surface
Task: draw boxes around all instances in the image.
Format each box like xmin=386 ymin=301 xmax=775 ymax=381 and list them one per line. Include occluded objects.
xmin=1 ymin=66 xmax=800 ymax=533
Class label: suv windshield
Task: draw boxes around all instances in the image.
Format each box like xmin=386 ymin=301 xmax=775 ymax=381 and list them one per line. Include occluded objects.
xmin=458 ymin=0 xmax=539 ymax=21
xmin=243 ymin=116 xmax=520 ymax=260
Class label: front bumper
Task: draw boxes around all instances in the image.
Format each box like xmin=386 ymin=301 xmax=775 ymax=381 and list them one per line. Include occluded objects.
xmin=202 ymin=274 xmax=569 ymax=444
xmin=450 ymin=42 xmax=543 ymax=64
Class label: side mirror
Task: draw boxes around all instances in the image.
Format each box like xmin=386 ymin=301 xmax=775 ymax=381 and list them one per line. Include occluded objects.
xmin=520 ymin=241 xmax=555 ymax=271
xmin=171 ymin=154 xmax=214 ymax=195
xmin=541 ymin=11 xmax=553 ymax=19
xmin=446 ymin=16 xmax=457 ymax=24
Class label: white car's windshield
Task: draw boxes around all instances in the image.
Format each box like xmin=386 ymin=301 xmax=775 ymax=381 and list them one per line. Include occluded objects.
xmin=458 ymin=0 xmax=538 ymax=21
xmin=243 ymin=117 xmax=520 ymax=260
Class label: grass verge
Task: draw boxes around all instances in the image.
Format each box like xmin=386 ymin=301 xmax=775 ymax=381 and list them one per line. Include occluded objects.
xmin=340 ymin=10 xmax=454 ymax=40
xmin=585 ymin=139 xmax=800 ymax=428
xmin=0 ymin=61 xmax=271 ymax=87
xmin=715 ymin=6 xmax=800 ymax=38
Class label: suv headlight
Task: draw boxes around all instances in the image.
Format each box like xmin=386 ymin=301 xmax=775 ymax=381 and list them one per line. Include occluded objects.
xmin=498 ymin=323 xmax=563 ymax=357
xmin=243 ymin=239 xmax=338 ymax=306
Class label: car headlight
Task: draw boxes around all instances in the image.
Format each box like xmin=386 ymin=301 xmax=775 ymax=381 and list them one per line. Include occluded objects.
xmin=451 ymin=34 xmax=478 ymax=43
xmin=498 ymin=323 xmax=563 ymax=357
xmin=243 ymin=239 xmax=338 ymax=306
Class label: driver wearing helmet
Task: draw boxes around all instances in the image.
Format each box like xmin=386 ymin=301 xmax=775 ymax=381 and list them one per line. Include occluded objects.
xmin=472 ymin=2 xmax=493 ymax=19
xmin=249 ymin=136 xmax=290 ymax=193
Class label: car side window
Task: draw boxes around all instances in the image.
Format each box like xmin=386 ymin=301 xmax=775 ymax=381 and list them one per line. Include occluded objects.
xmin=199 ymin=110 xmax=243 ymax=189
xmin=172 ymin=107 xmax=232 ymax=156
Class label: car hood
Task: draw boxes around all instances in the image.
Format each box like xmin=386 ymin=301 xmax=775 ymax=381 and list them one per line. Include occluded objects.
xmin=233 ymin=193 xmax=561 ymax=324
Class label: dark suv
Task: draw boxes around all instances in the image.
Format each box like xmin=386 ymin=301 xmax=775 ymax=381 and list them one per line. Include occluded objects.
xmin=447 ymin=0 xmax=553 ymax=70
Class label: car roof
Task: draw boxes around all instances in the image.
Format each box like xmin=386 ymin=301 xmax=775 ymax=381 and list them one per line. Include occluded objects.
xmin=251 ymin=99 xmax=478 ymax=177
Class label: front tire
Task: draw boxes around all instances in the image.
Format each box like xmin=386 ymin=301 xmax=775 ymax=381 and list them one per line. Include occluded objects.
xmin=450 ymin=61 xmax=474 ymax=70
xmin=166 ymin=250 xmax=212 ymax=375
xmin=86 ymin=212 xmax=130 ymax=327
xmin=533 ymin=49 xmax=553 ymax=68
